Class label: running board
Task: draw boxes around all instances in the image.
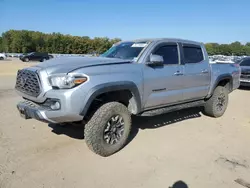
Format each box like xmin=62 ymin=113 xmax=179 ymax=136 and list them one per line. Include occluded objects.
xmin=140 ymin=100 xmax=205 ymax=116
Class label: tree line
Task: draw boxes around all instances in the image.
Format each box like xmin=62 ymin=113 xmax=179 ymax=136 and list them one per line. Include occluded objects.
xmin=0 ymin=30 xmax=250 ymax=56
xmin=205 ymin=42 xmax=250 ymax=56
xmin=0 ymin=30 xmax=121 ymax=54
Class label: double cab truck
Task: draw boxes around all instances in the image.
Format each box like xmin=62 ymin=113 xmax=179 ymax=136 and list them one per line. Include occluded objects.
xmin=15 ymin=38 xmax=240 ymax=157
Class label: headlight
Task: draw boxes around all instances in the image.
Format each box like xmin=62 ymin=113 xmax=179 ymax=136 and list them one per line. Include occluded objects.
xmin=49 ymin=74 xmax=88 ymax=89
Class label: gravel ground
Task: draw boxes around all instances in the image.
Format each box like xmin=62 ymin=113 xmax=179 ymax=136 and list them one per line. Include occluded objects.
xmin=0 ymin=59 xmax=250 ymax=188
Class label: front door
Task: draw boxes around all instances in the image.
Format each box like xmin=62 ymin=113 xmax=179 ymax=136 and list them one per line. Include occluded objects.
xmin=143 ymin=42 xmax=185 ymax=109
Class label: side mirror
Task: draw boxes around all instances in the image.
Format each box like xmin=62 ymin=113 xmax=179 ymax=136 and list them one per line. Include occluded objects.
xmin=146 ymin=54 xmax=164 ymax=67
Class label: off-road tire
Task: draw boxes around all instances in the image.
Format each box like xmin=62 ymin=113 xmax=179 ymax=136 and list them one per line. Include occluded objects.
xmin=84 ymin=102 xmax=131 ymax=157
xmin=203 ymin=86 xmax=228 ymax=118
xmin=0 ymin=57 xmax=4 ymax=60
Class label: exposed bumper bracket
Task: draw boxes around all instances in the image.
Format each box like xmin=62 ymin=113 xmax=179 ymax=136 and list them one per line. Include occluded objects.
xmin=17 ymin=101 xmax=56 ymax=123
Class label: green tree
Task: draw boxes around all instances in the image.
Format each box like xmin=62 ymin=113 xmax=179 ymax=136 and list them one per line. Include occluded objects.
xmin=0 ymin=37 xmax=2 ymax=52
xmin=0 ymin=30 xmax=121 ymax=54
xmin=246 ymin=42 xmax=250 ymax=46
xmin=1 ymin=29 xmax=250 ymax=56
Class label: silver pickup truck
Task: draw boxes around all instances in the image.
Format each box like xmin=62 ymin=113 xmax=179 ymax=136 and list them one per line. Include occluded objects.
xmin=15 ymin=38 xmax=240 ymax=156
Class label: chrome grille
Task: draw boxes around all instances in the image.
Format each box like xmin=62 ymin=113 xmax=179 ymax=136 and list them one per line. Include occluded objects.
xmin=15 ymin=69 xmax=41 ymax=97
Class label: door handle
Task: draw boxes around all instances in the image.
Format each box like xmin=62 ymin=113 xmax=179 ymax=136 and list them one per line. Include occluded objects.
xmin=201 ymin=69 xmax=209 ymax=74
xmin=174 ymin=71 xmax=183 ymax=76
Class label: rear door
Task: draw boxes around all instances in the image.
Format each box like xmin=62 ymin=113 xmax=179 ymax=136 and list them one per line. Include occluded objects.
xmin=143 ymin=42 xmax=185 ymax=109
xmin=181 ymin=44 xmax=211 ymax=101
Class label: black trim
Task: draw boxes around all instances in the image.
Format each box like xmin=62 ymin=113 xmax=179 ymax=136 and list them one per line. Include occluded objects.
xmin=177 ymin=42 xmax=185 ymax=65
xmin=152 ymin=88 xmax=166 ymax=92
xmin=211 ymin=74 xmax=233 ymax=93
xmin=178 ymin=42 xmax=185 ymax=65
xmin=140 ymin=100 xmax=205 ymax=116
xmin=80 ymin=81 xmax=142 ymax=116
xmin=182 ymin=43 xmax=201 ymax=48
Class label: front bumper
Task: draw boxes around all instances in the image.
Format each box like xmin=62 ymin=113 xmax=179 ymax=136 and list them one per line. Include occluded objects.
xmin=17 ymin=89 xmax=85 ymax=124
xmin=17 ymin=100 xmax=55 ymax=123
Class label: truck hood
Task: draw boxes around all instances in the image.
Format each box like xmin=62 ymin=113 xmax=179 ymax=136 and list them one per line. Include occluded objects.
xmin=34 ymin=56 xmax=131 ymax=75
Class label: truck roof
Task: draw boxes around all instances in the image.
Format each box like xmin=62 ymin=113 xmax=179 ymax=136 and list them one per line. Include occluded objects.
xmin=128 ymin=38 xmax=202 ymax=46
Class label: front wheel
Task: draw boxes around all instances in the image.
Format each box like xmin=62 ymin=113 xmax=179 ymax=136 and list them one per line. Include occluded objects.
xmin=84 ymin=102 xmax=131 ymax=157
xmin=203 ymin=86 xmax=229 ymax=118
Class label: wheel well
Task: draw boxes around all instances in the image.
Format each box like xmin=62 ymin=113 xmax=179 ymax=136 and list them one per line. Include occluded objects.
xmin=217 ymin=78 xmax=232 ymax=92
xmin=84 ymin=90 xmax=133 ymax=121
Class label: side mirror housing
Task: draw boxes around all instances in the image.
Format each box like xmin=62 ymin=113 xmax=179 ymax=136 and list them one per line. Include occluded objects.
xmin=146 ymin=54 xmax=164 ymax=67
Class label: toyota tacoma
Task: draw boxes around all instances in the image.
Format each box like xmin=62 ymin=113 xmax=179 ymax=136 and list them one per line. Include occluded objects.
xmin=15 ymin=38 xmax=241 ymax=157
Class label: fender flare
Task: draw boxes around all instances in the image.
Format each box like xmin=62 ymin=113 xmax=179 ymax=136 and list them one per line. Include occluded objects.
xmin=80 ymin=81 xmax=142 ymax=117
xmin=209 ymin=74 xmax=233 ymax=97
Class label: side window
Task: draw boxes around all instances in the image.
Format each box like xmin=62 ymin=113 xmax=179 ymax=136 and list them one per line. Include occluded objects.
xmin=154 ymin=44 xmax=179 ymax=65
xmin=183 ymin=45 xmax=204 ymax=64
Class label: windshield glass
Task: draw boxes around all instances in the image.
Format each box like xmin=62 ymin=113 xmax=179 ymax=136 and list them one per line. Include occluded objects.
xmin=240 ymin=59 xmax=250 ymax=66
xmin=101 ymin=41 xmax=149 ymax=60
xmin=27 ymin=52 xmax=34 ymax=55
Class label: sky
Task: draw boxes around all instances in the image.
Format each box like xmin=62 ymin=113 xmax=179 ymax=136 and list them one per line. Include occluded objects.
xmin=1 ymin=0 xmax=250 ymax=44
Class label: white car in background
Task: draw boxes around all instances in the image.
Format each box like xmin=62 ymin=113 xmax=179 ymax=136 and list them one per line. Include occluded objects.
xmin=0 ymin=53 xmax=7 ymax=60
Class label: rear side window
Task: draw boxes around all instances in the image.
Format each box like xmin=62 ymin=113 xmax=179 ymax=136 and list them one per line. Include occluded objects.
xmin=154 ymin=45 xmax=179 ymax=65
xmin=183 ymin=45 xmax=204 ymax=64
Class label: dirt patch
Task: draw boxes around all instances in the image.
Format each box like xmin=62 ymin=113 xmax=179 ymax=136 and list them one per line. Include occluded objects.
xmin=0 ymin=89 xmax=16 ymax=99
xmin=0 ymin=58 xmax=37 ymax=76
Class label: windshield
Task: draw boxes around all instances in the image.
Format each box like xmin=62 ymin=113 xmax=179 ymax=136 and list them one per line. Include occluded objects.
xmin=101 ymin=41 xmax=149 ymax=60
xmin=240 ymin=59 xmax=250 ymax=66
xmin=27 ymin=52 xmax=34 ymax=55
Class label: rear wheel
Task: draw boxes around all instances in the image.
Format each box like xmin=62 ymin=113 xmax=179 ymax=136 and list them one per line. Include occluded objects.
xmin=84 ymin=102 xmax=131 ymax=157
xmin=203 ymin=86 xmax=228 ymax=118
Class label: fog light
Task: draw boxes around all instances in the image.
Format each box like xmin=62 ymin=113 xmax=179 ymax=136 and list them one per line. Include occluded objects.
xmin=50 ymin=101 xmax=60 ymax=110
